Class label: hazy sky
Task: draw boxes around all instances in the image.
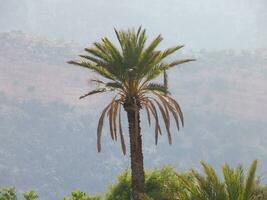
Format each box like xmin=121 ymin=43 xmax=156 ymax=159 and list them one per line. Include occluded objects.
xmin=1 ymin=0 xmax=267 ymax=50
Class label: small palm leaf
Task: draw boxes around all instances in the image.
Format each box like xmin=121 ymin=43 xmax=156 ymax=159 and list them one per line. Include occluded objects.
xmin=163 ymin=70 xmax=168 ymax=95
xmin=105 ymin=82 xmax=123 ymax=90
xmin=144 ymin=105 xmax=151 ymax=126
xmin=67 ymin=60 xmax=116 ymax=81
xmin=244 ymin=160 xmax=258 ymax=200
xmin=146 ymin=100 xmax=162 ymax=145
xmin=107 ymin=99 xmax=116 ymax=141
xmin=79 ymin=88 xmax=106 ymax=99
xmin=155 ymin=94 xmax=180 ymax=131
xmin=79 ymin=54 xmax=108 ymax=67
xmin=118 ymin=106 xmax=126 ymax=155
xmin=144 ymin=83 xmax=170 ymax=94
xmin=97 ymin=102 xmax=112 ymax=152
xmin=166 ymin=96 xmax=184 ymax=126
xmin=112 ymin=101 xmax=120 ymax=141
xmin=152 ymin=98 xmax=172 ymax=145
xmin=161 ymin=45 xmax=184 ymax=59
xmin=223 ymin=163 xmax=244 ymax=200
xmin=168 ymin=59 xmax=196 ymax=68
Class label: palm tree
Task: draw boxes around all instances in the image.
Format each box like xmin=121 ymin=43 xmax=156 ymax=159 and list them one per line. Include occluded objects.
xmin=68 ymin=27 xmax=195 ymax=200
xmin=177 ymin=160 xmax=259 ymax=200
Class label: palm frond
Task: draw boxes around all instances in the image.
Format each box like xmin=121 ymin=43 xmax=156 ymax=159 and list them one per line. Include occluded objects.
xmin=90 ymin=79 xmax=105 ymax=85
xmin=102 ymin=37 xmax=123 ymax=62
xmin=105 ymin=82 xmax=123 ymax=90
xmin=163 ymin=70 xmax=168 ymax=95
xmin=168 ymin=59 xmax=196 ymax=68
xmin=145 ymin=100 xmax=162 ymax=145
xmin=223 ymin=164 xmax=244 ymax=200
xmin=165 ymin=96 xmax=184 ymax=126
xmin=112 ymin=101 xmax=120 ymax=141
xmin=85 ymin=45 xmax=111 ymax=63
xmin=152 ymin=98 xmax=172 ymax=145
xmin=144 ymin=63 xmax=168 ymax=82
xmin=244 ymin=160 xmax=258 ymax=200
xmin=97 ymin=102 xmax=112 ymax=152
xmin=144 ymin=106 xmax=151 ymax=126
xmin=154 ymin=94 xmax=180 ymax=131
xmin=79 ymin=88 xmax=106 ymax=99
xmin=118 ymin=106 xmax=126 ymax=155
xmin=67 ymin=60 xmax=116 ymax=81
xmin=201 ymin=162 xmax=221 ymax=186
xmin=138 ymin=35 xmax=163 ymax=68
xmin=143 ymin=83 xmax=170 ymax=94
xmin=107 ymin=99 xmax=116 ymax=141
xmin=161 ymin=45 xmax=184 ymax=59
xmin=78 ymin=54 xmax=108 ymax=67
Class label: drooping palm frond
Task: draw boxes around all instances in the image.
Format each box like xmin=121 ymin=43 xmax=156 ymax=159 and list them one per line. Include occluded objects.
xmin=96 ymin=97 xmax=126 ymax=154
xmin=118 ymin=107 xmax=126 ymax=155
xmin=140 ymin=92 xmax=184 ymax=145
xmin=68 ymin=26 xmax=195 ymax=153
xmin=163 ymin=70 xmax=168 ymax=95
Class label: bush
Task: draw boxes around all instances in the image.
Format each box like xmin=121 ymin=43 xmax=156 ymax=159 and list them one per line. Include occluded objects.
xmin=105 ymin=161 xmax=267 ymax=200
xmin=62 ymin=189 xmax=101 ymax=200
xmin=1 ymin=161 xmax=266 ymax=200
xmin=105 ymin=166 xmax=191 ymax=200
xmin=23 ymin=191 xmax=38 ymax=200
xmin=0 ymin=187 xmax=17 ymax=200
xmin=105 ymin=171 xmax=131 ymax=200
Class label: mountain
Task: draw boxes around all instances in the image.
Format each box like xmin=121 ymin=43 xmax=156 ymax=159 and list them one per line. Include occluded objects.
xmin=0 ymin=31 xmax=267 ymax=199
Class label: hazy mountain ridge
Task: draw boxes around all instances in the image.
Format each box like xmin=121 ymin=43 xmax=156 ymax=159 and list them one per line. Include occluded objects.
xmin=1 ymin=0 xmax=267 ymax=50
xmin=0 ymin=32 xmax=267 ymax=199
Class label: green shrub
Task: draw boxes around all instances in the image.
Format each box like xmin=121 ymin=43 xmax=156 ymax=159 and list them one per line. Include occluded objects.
xmin=1 ymin=161 xmax=265 ymax=200
xmin=0 ymin=187 xmax=17 ymax=200
xmin=62 ymin=189 xmax=101 ymax=200
xmin=105 ymin=171 xmax=131 ymax=200
xmin=253 ymin=185 xmax=267 ymax=200
xmin=23 ymin=191 xmax=38 ymax=200
xmin=145 ymin=166 xmax=192 ymax=200
xmin=105 ymin=166 xmax=191 ymax=200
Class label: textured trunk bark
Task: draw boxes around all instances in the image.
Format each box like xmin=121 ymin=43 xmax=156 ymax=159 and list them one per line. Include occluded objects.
xmin=124 ymin=97 xmax=145 ymax=200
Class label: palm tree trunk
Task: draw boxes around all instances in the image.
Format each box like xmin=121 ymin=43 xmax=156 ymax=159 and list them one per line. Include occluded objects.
xmin=124 ymin=97 xmax=145 ymax=200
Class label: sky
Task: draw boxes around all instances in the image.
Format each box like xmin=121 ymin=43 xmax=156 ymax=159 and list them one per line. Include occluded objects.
xmin=1 ymin=0 xmax=267 ymax=50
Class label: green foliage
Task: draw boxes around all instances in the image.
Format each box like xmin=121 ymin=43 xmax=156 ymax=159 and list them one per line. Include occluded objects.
xmin=62 ymin=189 xmax=101 ymax=200
xmin=23 ymin=191 xmax=38 ymax=200
xmin=105 ymin=166 xmax=190 ymax=200
xmin=177 ymin=160 xmax=259 ymax=200
xmin=145 ymin=166 xmax=191 ymax=200
xmin=0 ymin=187 xmax=17 ymax=200
xmin=105 ymin=171 xmax=131 ymax=200
xmin=253 ymin=185 xmax=267 ymax=200
xmin=68 ymin=27 xmax=195 ymax=153
xmin=105 ymin=161 xmax=265 ymax=200
xmin=1 ymin=161 xmax=265 ymax=200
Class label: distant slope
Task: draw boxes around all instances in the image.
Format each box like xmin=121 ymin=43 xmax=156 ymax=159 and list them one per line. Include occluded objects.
xmin=0 ymin=32 xmax=267 ymax=199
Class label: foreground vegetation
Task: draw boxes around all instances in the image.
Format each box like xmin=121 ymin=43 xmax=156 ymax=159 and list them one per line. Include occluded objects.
xmin=1 ymin=161 xmax=267 ymax=200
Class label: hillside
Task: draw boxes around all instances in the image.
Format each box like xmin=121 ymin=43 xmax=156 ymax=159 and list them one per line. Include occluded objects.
xmin=0 ymin=31 xmax=267 ymax=199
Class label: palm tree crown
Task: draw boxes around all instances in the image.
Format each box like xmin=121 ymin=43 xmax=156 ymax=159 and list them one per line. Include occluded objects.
xmin=68 ymin=27 xmax=195 ymax=155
